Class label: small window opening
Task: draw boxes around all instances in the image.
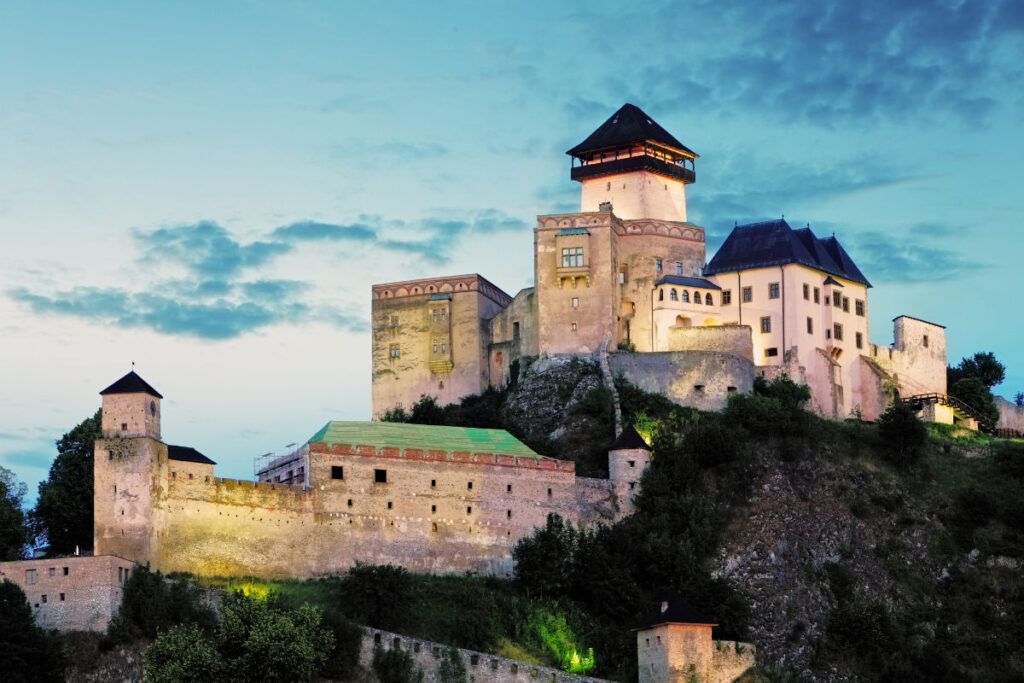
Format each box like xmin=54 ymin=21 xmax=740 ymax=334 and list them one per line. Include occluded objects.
xmin=432 ymin=522 xmax=438 ymax=532
xmin=374 ymin=469 xmax=387 ymax=483
xmin=387 ymin=501 xmax=393 ymax=509
xmin=467 ymin=506 xmax=472 ymax=514
xmin=431 ymin=479 xmax=436 ymax=487
xmin=431 ymin=505 xmax=436 ymax=512
xmin=63 ymin=567 xmax=68 ymax=576
xmin=347 ymin=499 xmax=353 ymax=507
xmin=547 ymin=488 xmax=552 ymax=496
xmin=765 ymin=347 xmax=779 ymax=357
xmin=467 ymin=481 xmax=473 ymax=490
xmin=507 ymin=484 xmax=512 ymax=492
xmin=923 ymin=334 xmax=929 ymax=347
xmin=121 ymin=422 xmax=127 ymax=431
xmin=60 ymin=593 xmax=65 ymax=601
xmin=331 ymin=466 xmax=344 ymax=480
xmin=507 ymin=509 xmax=512 ymax=518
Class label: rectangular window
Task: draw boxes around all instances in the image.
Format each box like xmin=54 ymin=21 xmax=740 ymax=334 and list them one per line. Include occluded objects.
xmin=387 ymin=501 xmax=393 ymax=509
xmin=431 ymin=479 xmax=436 ymax=487
xmin=440 ymin=339 xmax=447 ymax=353
xmin=390 ymin=315 xmax=399 ymax=327
xmin=768 ymin=282 xmax=780 ymax=299
xmin=760 ymin=316 xmax=771 ymax=333
xmin=742 ymin=287 xmax=752 ymax=303
xmin=432 ymin=339 xmax=438 ymax=353
xmin=118 ymin=567 xmax=123 ymax=582
xmin=60 ymin=593 xmax=65 ymax=601
xmin=331 ymin=466 xmax=344 ymax=480
xmin=856 ymin=332 xmax=863 ymax=349
xmin=466 ymin=506 xmax=472 ymax=514
xmin=675 ymin=262 xmax=682 ymax=275
xmin=842 ymin=296 xmax=850 ymax=312
xmin=374 ymin=469 xmax=387 ymax=484
xmin=431 ymin=309 xmax=438 ymax=322
xmin=571 ymin=322 xmax=578 ymax=332
xmin=348 ymin=499 xmax=353 ymax=507
xmin=547 ymin=488 xmax=552 ymax=496
xmin=26 ymin=570 xmax=36 ymax=585
xmin=49 ymin=568 xmax=55 ymax=577
xmin=923 ymin=334 xmax=929 ymax=348
xmin=41 ymin=594 xmax=47 ymax=603
xmin=807 ymin=317 xmax=813 ymax=334
xmin=765 ymin=348 xmax=779 ymax=357
xmin=507 ymin=484 xmax=512 ymax=492
xmin=826 ymin=328 xmax=832 ymax=339
xmin=507 ymin=510 xmax=512 ymax=518
xmin=512 ymin=321 xmax=520 ymax=339
xmin=561 ymin=247 xmax=584 ymax=267
xmin=571 ymin=297 xmax=579 ymax=308
xmin=655 ymin=258 xmax=663 ymax=272
xmin=389 ymin=343 xmax=400 ymax=358
xmin=834 ymin=323 xmax=843 ymax=341
xmin=721 ymin=290 xmax=732 ymax=305
xmin=855 ymin=299 xmax=865 ymax=316
xmin=618 ymin=271 xmax=625 ymax=284
xmin=467 ymin=481 xmax=473 ymax=490
xmin=813 ymin=287 xmax=820 ymax=303
xmin=431 ymin=504 xmax=436 ymax=512
xmin=440 ymin=308 xmax=447 ymax=321
xmin=833 ymin=291 xmax=841 ymax=307
xmin=803 ymin=283 xmax=809 ymax=300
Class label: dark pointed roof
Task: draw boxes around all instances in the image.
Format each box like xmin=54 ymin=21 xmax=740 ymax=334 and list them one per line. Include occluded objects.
xmin=636 ymin=592 xmax=717 ymax=630
xmin=703 ymin=220 xmax=871 ymax=287
xmin=168 ymin=445 xmax=216 ymax=465
xmin=99 ymin=371 xmax=163 ymax=398
xmin=655 ymin=275 xmax=721 ymax=290
xmin=610 ymin=424 xmax=651 ymax=451
xmin=567 ymin=103 xmax=697 ymax=158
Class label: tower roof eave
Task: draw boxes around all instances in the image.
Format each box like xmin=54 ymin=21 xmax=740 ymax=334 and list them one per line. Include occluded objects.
xmin=566 ymin=103 xmax=697 ymax=159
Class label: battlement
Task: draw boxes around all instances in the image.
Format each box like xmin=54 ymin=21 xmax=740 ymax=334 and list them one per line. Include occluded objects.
xmin=308 ymin=441 xmax=576 ymax=473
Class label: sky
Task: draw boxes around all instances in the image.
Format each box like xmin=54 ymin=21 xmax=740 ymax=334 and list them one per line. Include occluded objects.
xmin=2 ymin=0 xmax=1023 ymax=502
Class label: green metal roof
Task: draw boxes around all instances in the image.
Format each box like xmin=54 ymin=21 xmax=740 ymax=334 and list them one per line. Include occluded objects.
xmin=307 ymin=421 xmax=540 ymax=459
xmin=426 ymin=293 xmax=452 ymax=300
xmin=555 ymin=227 xmax=591 ymax=236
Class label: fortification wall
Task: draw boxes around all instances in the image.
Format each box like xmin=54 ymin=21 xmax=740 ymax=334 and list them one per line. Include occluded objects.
xmin=360 ymin=628 xmax=615 ymax=683
xmin=489 ymin=287 xmax=538 ymax=387
xmin=663 ymin=324 xmax=752 ymax=360
xmin=868 ymin=317 xmax=946 ymax=398
xmin=0 ymin=555 xmax=133 ymax=632
xmin=609 ymin=350 xmax=753 ymax=410
xmin=996 ymin=396 xmax=1024 ymax=435
xmin=154 ymin=443 xmax=580 ymax=578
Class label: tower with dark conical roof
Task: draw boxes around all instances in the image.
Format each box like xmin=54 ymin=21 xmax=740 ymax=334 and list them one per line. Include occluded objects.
xmin=567 ymin=103 xmax=698 ymax=221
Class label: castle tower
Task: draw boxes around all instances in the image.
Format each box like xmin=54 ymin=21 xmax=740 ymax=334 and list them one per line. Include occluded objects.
xmin=608 ymin=424 xmax=651 ymax=502
xmin=636 ymin=596 xmax=718 ymax=683
xmin=93 ymin=371 xmax=167 ymax=564
xmin=567 ymin=103 xmax=698 ymax=221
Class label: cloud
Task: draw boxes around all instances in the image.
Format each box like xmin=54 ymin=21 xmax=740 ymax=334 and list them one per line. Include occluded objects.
xmin=849 ymin=230 xmax=978 ymax=283
xmin=1 ymin=449 xmax=53 ymax=470
xmin=573 ymin=0 xmax=1020 ymax=128
xmin=139 ymin=221 xmax=291 ymax=279
xmin=271 ymin=221 xmax=377 ymax=242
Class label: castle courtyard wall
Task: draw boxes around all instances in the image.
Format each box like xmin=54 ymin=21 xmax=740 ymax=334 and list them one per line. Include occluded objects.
xmin=609 ymin=350 xmax=754 ymax=411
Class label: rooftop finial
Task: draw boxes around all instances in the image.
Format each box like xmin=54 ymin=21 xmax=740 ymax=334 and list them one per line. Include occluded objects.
xmin=131 ymin=361 xmax=135 ymax=371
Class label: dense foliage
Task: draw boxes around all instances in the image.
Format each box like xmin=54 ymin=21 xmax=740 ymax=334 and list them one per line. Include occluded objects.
xmin=0 ymin=579 xmax=64 ymax=682
xmin=105 ymin=563 xmax=216 ymax=645
xmin=33 ymin=409 xmax=101 ymax=554
xmin=0 ymin=466 xmax=30 ymax=560
xmin=947 ymin=351 xmax=1006 ymax=426
xmin=876 ymin=398 xmax=928 ymax=469
xmin=371 ymin=643 xmax=425 ymax=683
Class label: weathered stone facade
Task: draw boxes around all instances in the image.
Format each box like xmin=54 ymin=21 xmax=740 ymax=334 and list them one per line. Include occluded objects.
xmin=636 ymin=622 xmax=755 ymax=683
xmin=0 ymin=555 xmax=133 ymax=632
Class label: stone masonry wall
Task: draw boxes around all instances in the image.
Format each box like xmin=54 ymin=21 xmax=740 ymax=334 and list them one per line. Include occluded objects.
xmin=360 ymin=627 xmax=617 ymax=683
xmin=609 ymin=350 xmax=754 ymax=411
xmin=0 ymin=555 xmax=133 ymax=632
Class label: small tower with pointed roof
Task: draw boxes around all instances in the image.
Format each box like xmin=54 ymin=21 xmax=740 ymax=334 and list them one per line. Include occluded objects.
xmin=636 ymin=594 xmax=719 ymax=683
xmin=99 ymin=370 xmax=162 ymax=441
xmin=608 ymin=423 xmax=652 ymax=491
xmin=567 ymin=103 xmax=698 ymax=221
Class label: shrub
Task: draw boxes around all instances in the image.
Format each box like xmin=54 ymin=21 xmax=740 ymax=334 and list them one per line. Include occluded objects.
xmin=949 ymin=377 xmax=1000 ymax=425
xmin=876 ymin=399 xmax=928 ymax=469
xmin=105 ymin=563 xmax=215 ymax=646
xmin=372 ymin=644 xmax=424 ymax=683
xmin=0 ymin=579 xmax=64 ymax=682
xmin=438 ymin=646 xmax=468 ymax=683
xmin=753 ymin=374 xmax=811 ymax=411
xmin=339 ymin=563 xmax=414 ymax=632
xmin=318 ymin=605 xmax=364 ymax=679
xmin=144 ymin=623 xmax=222 ymax=683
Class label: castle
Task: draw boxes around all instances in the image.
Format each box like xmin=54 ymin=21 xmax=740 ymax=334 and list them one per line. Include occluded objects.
xmin=372 ymin=103 xmax=955 ymax=425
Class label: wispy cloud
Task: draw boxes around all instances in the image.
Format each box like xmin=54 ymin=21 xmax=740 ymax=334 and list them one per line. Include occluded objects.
xmin=271 ymin=220 xmax=377 ymax=242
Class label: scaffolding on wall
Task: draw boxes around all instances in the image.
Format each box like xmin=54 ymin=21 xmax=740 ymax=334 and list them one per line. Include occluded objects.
xmin=254 ymin=442 xmax=310 ymax=487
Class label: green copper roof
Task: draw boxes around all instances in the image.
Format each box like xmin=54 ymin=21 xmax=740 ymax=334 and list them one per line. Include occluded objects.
xmin=307 ymin=421 xmax=540 ymax=459
xmin=555 ymin=227 xmax=591 ymax=236
xmin=426 ymin=293 xmax=452 ymax=300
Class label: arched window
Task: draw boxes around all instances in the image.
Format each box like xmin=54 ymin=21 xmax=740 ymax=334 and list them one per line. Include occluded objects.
xmin=705 ymin=292 xmax=713 ymax=305
xmin=659 ymin=289 xmax=664 ymax=301
xmin=670 ymin=289 xmax=678 ymax=301
xmin=693 ymin=291 xmax=701 ymax=303
xmin=680 ymin=290 xmax=688 ymax=302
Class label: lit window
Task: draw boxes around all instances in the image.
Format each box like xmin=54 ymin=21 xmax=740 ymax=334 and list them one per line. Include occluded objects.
xmin=802 ymin=283 xmax=809 ymax=300
xmin=855 ymin=332 xmax=863 ymax=349
xmin=768 ymin=282 xmax=780 ymax=299
xmin=807 ymin=317 xmax=813 ymax=334
xmin=670 ymin=289 xmax=678 ymax=301
xmin=855 ymin=299 xmax=865 ymax=316
xmin=742 ymin=287 xmax=752 ymax=302
xmin=675 ymin=262 xmax=682 ymax=275
xmin=561 ymin=247 xmax=584 ymax=267
xmin=389 ymin=343 xmax=400 ymax=358
xmin=571 ymin=297 xmax=579 ymax=308
xmin=760 ymin=316 xmax=771 ymax=333
xmin=721 ymin=290 xmax=732 ymax=305
xmin=571 ymin=322 xmax=578 ymax=332
xmin=834 ymin=323 xmax=843 ymax=341
xmin=655 ymin=259 xmax=663 ymax=272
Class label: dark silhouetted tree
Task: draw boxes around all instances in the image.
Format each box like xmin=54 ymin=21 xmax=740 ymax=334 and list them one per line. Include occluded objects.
xmin=0 ymin=467 xmax=30 ymax=561
xmin=33 ymin=410 xmax=100 ymax=554
xmin=0 ymin=579 xmax=64 ymax=682
xmin=949 ymin=377 xmax=1000 ymax=425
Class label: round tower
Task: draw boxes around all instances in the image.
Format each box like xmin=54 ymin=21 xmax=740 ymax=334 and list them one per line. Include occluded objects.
xmin=567 ymin=103 xmax=698 ymax=222
xmin=608 ymin=423 xmax=652 ymax=490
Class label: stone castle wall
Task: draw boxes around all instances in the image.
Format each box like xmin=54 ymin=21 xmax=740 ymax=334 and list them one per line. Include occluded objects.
xmin=99 ymin=436 xmax=624 ymax=580
xmin=609 ymin=350 xmax=754 ymax=411
xmin=0 ymin=555 xmax=133 ymax=632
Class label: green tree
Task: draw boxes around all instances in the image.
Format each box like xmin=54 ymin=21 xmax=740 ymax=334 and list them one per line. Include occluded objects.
xmin=948 ymin=351 xmax=1005 ymax=389
xmin=0 ymin=466 xmax=30 ymax=561
xmin=339 ymin=563 xmax=414 ymax=631
xmin=438 ymin=646 xmax=467 ymax=683
xmin=876 ymin=399 xmax=928 ymax=469
xmin=144 ymin=623 xmax=222 ymax=683
xmin=372 ymin=644 xmax=424 ymax=683
xmin=0 ymin=579 xmax=64 ymax=682
xmin=949 ymin=377 xmax=1000 ymax=425
xmin=1014 ymin=391 xmax=1023 ymax=408
xmin=105 ymin=563 xmax=215 ymax=645
xmin=33 ymin=409 xmax=101 ymax=554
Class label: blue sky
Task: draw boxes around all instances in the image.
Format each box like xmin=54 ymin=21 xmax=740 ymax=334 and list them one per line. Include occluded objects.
xmin=2 ymin=1 xmax=1022 ymax=501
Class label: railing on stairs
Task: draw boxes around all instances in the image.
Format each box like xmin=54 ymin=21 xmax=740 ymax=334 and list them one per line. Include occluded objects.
xmin=905 ymin=392 xmax=995 ymax=434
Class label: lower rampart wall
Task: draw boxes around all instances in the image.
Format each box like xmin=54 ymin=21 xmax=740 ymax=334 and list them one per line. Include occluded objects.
xmin=996 ymin=396 xmax=1024 ymax=436
xmin=360 ymin=627 xmax=617 ymax=683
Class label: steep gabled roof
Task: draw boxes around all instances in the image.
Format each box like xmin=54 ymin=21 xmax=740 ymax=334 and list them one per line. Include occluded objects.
xmin=168 ymin=445 xmax=216 ymax=465
xmin=610 ymin=424 xmax=651 ymax=451
xmin=703 ymin=219 xmax=871 ymax=287
xmin=99 ymin=371 xmax=163 ymax=398
xmin=567 ymin=103 xmax=697 ymax=158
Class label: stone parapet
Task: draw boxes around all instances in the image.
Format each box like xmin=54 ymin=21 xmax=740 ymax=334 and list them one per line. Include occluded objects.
xmin=308 ymin=441 xmax=576 ymax=473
